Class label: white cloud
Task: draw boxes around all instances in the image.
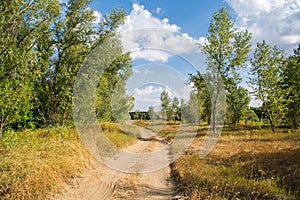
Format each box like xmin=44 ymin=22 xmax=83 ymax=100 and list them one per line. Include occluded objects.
xmin=156 ymin=7 xmax=161 ymax=14
xmin=226 ymin=0 xmax=300 ymax=52
xmin=133 ymin=85 xmax=164 ymax=110
xmin=118 ymin=4 xmax=200 ymax=62
xmin=92 ymin=10 xmax=102 ymax=24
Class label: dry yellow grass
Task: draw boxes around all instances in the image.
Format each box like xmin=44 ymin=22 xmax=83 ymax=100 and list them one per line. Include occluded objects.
xmin=173 ymin=127 xmax=300 ymax=199
xmin=132 ymin=120 xmax=300 ymax=199
xmin=0 ymin=122 xmax=138 ymax=199
xmin=0 ymin=127 xmax=96 ymax=200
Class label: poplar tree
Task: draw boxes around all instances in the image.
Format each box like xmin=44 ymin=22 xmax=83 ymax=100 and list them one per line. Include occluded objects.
xmin=190 ymin=7 xmax=252 ymax=132
xmin=249 ymin=40 xmax=287 ymax=133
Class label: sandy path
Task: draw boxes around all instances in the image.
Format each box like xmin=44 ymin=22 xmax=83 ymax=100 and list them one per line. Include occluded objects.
xmin=52 ymin=122 xmax=177 ymax=200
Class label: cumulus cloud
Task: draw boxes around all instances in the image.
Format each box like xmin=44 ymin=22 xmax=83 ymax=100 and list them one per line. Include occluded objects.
xmin=118 ymin=4 xmax=200 ymax=62
xmin=133 ymin=85 xmax=165 ymax=110
xmin=226 ymin=0 xmax=300 ymax=52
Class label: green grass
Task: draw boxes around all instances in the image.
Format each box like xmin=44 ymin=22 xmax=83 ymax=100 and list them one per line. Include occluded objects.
xmin=132 ymin=120 xmax=151 ymax=127
xmin=101 ymin=122 xmax=138 ymax=148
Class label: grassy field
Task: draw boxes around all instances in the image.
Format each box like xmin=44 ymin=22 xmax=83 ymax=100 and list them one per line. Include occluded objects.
xmin=135 ymin=120 xmax=300 ymax=199
xmin=0 ymin=122 xmax=137 ymax=199
xmin=177 ymin=127 xmax=300 ymax=199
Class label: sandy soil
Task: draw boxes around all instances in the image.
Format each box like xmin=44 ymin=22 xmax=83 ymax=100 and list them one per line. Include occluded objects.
xmin=52 ymin=122 xmax=178 ymax=200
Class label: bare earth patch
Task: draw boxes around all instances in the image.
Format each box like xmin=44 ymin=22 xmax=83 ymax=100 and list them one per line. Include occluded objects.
xmin=52 ymin=122 xmax=177 ymax=200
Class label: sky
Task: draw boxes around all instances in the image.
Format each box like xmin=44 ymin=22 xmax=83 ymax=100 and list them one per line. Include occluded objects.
xmin=88 ymin=0 xmax=300 ymax=111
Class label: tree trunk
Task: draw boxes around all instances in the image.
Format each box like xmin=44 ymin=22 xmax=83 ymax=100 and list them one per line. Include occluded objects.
xmin=212 ymin=96 xmax=218 ymax=133
xmin=292 ymin=118 xmax=298 ymax=130
xmin=267 ymin=108 xmax=276 ymax=133
xmin=231 ymin=114 xmax=237 ymax=126
xmin=269 ymin=118 xmax=276 ymax=133
xmin=0 ymin=123 xmax=3 ymax=139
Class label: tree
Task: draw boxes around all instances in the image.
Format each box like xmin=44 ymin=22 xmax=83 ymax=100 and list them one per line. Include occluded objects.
xmin=94 ymin=10 xmax=131 ymax=122
xmin=191 ymin=7 xmax=252 ymax=132
xmin=177 ymin=98 xmax=186 ymax=121
xmin=189 ymin=71 xmax=211 ymax=124
xmin=182 ymin=91 xmax=200 ymax=123
xmin=226 ymin=85 xmax=250 ymax=126
xmin=160 ymin=90 xmax=171 ymax=120
xmin=243 ymin=109 xmax=259 ymax=127
xmin=171 ymin=97 xmax=180 ymax=121
xmin=0 ymin=0 xmax=132 ymax=137
xmin=249 ymin=40 xmax=287 ymax=133
xmin=148 ymin=106 xmax=156 ymax=121
xmin=284 ymin=44 xmax=300 ymax=129
xmin=0 ymin=0 xmax=61 ymax=137
xmin=111 ymin=70 xmax=134 ymax=122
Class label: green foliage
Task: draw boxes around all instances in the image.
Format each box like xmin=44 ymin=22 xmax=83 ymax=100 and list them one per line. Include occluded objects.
xmin=191 ymin=7 xmax=252 ymax=132
xmin=171 ymin=97 xmax=180 ymax=121
xmin=189 ymin=71 xmax=211 ymax=123
xmin=249 ymin=41 xmax=288 ymax=132
xmin=148 ymin=106 xmax=156 ymax=121
xmin=160 ymin=90 xmax=171 ymax=120
xmin=243 ymin=109 xmax=259 ymax=126
xmin=181 ymin=91 xmax=200 ymax=123
xmin=0 ymin=0 xmax=131 ymax=135
xmin=226 ymin=85 xmax=250 ymax=126
xmin=284 ymin=44 xmax=300 ymax=129
xmin=94 ymin=9 xmax=132 ymax=122
xmin=37 ymin=0 xmax=96 ymax=126
xmin=0 ymin=0 xmax=58 ymax=137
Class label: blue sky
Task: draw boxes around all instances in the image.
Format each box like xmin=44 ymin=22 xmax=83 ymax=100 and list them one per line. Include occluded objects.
xmin=88 ymin=0 xmax=300 ymax=111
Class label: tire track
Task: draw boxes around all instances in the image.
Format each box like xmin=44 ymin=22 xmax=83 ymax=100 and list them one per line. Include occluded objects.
xmin=53 ymin=122 xmax=177 ymax=200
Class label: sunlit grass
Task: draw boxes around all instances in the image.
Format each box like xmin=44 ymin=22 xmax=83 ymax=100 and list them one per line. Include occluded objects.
xmin=130 ymin=120 xmax=300 ymax=199
xmin=0 ymin=122 xmax=138 ymax=199
xmin=0 ymin=127 xmax=96 ymax=200
xmin=173 ymin=128 xmax=300 ymax=199
xmin=101 ymin=122 xmax=138 ymax=148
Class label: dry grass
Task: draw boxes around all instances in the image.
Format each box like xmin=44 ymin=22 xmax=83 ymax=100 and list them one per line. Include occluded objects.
xmin=0 ymin=127 xmax=96 ymax=200
xmin=0 ymin=122 xmax=137 ymax=199
xmin=173 ymin=127 xmax=300 ymax=199
xmin=134 ymin=120 xmax=300 ymax=199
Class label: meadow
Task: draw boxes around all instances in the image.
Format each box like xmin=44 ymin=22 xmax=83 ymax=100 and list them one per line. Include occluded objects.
xmin=135 ymin=120 xmax=300 ymax=199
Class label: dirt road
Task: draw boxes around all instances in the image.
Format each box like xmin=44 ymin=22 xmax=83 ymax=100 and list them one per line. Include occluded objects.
xmin=52 ymin=122 xmax=177 ymax=200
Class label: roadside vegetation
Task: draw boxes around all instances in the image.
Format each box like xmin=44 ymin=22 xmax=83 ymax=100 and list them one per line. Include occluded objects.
xmin=0 ymin=123 xmax=136 ymax=199
xmin=0 ymin=127 xmax=95 ymax=199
